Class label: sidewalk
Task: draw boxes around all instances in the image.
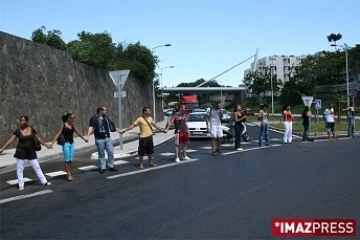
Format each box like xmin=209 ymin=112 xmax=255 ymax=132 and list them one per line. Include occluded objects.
xmin=0 ymin=118 xmax=171 ymax=171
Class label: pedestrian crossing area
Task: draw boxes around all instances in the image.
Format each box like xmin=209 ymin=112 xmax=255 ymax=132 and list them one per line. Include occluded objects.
xmin=4 ymin=138 xmax=285 ymax=186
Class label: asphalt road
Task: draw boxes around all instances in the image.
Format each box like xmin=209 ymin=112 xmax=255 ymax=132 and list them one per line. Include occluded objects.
xmin=1 ymin=124 xmax=359 ymax=239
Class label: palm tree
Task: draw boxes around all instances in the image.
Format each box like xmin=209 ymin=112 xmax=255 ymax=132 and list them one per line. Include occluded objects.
xmin=327 ymin=33 xmax=343 ymax=51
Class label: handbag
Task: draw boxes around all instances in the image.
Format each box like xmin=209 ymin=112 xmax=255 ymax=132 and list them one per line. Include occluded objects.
xmin=142 ymin=116 xmax=154 ymax=135
xmin=57 ymin=124 xmax=66 ymax=145
xmin=32 ymin=128 xmax=42 ymax=151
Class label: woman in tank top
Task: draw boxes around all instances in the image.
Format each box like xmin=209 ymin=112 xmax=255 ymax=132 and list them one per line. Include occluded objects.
xmin=258 ymin=104 xmax=271 ymax=146
xmin=0 ymin=116 xmax=52 ymax=191
xmin=51 ymin=113 xmax=88 ymax=181
xmin=281 ymin=104 xmax=295 ymax=143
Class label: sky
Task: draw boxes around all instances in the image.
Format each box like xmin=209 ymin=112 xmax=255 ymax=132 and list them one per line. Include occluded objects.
xmin=1 ymin=0 xmax=359 ymax=88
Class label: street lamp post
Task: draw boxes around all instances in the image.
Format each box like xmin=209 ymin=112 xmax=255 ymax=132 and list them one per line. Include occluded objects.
xmin=161 ymin=66 xmax=174 ymax=109
xmin=270 ymin=56 xmax=275 ymax=115
xmin=331 ymin=43 xmax=350 ymax=106
xmin=151 ymin=43 xmax=172 ymax=122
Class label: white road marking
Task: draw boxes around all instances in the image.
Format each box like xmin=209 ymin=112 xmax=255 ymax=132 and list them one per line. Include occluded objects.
xmin=185 ymin=149 xmax=198 ymax=153
xmin=114 ymin=160 xmax=128 ymax=165
xmin=135 ymin=156 xmax=156 ymax=160
xmin=78 ymin=165 xmax=98 ymax=171
xmin=245 ymin=123 xmax=257 ymax=126
xmin=6 ymin=177 xmax=33 ymax=185
xmin=159 ymin=152 xmax=175 ymax=156
xmin=45 ymin=171 xmax=67 ymax=177
xmin=268 ymin=128 xmax=302 ymax=138
xmin=222 ymin=144 xmax=282 ymax=155
xmin=107 ymin=158 xmax=200 ymax=179
xmin=201 ymin=146 xmax=213 ymax=150
xmin=0 ymin=190 xmax=53 ymax=205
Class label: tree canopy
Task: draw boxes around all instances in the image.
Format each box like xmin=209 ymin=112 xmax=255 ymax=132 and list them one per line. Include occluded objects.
xmin=31 ymin=26 xmax=158 ymax=85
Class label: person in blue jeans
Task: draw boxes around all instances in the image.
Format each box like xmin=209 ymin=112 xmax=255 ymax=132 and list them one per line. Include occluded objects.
xmin=86 ymin=106 xmax=122 ymax=174
xmin=342 ymin=103 xmax=357 ymax=137
xmin=258 ymin=104 xmax=271 ymax=146
xmin=51 ymin=112 xmax=88 ymax=181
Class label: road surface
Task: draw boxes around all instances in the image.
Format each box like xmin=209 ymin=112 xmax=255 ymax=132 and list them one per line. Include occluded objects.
xmin=1 ymin=124 xmax=359 ymax=239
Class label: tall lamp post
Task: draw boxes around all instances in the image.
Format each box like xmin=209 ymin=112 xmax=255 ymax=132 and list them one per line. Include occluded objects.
xmin=151 ymin=43 xmax=172 ymax=122
xmin=270 ymin=56 xmax=275 ymax=115
xmin=331 ymin=43 xmax=350 ymax=106
xmin=161 ymin=66 xmax=174 ymax=109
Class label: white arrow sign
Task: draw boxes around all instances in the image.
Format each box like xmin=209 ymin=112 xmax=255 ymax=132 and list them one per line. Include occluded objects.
xmin=109 ymin=70 xmax=130 ymax=89
xmin=302 ymin=96 xmax=314 ymax=107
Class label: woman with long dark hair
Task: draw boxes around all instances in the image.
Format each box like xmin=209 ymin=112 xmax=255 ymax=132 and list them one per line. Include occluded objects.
xmin=302 ymin=106 xmax=311 ymax=141
xmin=281 ymin=104 xmax=295 ymax=143
xmin=0 ymin=116 xmax=52 ymax=191
xmin=258 ymin=104 xmax=271 ymax=146
xmin=51 ymin=112 xmax=88 ymax=181
xmin=234 ymin=105 xmax=246 ymax=150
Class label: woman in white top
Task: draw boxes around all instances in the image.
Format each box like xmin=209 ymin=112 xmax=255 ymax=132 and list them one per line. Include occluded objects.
xmin=342 ymin=103 xmax=357 ymax=137
xmin=258 ymin=104 xmax=271 ymax=146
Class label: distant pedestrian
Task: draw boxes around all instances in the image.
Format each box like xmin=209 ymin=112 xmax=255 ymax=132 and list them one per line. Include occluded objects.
xmin=302 ymin=106 xmax=311 ymax=141
xmin=342 ymin=103 xmax=357 ymax=138
xmin=86 ymin=106 xmax=121 ymax=174
xmin=50 ymin=113 xmax=88 ymax=181
xmin=206 ymin=102 xmax=224 ymax=155
xmin=281 ymin=104 xmax=295 ymax=143
xmin=165 ymin=104 xmax=191 ymax=162
xmin=0 ymin=116 xmax=52 ymax=191
xmin=258 ymin=104 xmax=271 ymax=146
xmin=120 ymin=107 xmax=166 ymax=169
xmin=234 ymin=104 xmax=246 ymax=150
xmin=323 ymin=103 xmax=336 ymax=139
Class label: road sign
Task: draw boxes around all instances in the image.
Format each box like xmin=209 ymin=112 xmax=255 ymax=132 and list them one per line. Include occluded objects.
xmin=302 ymin=96 xmax=314 ymax=107
xmin=350 ymin=89 xmax=357 ymax=98
xmin=114 ymin=91 xmax=127 ymax=98
xmin=109 ymin=70 xmax=130 ymax=89
xmin=315 ymin=99 xmax=322 ymax=109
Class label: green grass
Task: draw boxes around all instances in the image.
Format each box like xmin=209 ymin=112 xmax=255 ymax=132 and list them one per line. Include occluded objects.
xmin=269 ymin=122 xmax=360 ymax=133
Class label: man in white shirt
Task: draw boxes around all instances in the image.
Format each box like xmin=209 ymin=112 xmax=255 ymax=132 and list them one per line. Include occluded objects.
xmin=323 ymin=103 xmax=336 ymax=139
xmin=206 ymin=102 xmax=224 ymax=155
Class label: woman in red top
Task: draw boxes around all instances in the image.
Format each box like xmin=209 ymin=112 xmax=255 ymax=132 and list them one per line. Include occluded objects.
xmin=281 ymin=104 xmax=295 ymax=143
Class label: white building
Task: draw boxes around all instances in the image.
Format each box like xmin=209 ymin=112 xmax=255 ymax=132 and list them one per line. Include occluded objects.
xmin=244 ymin=55 xmax=307 ymax=83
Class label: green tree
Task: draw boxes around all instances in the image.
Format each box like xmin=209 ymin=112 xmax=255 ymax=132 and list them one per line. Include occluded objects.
xmin=67 ymin=31 xmax=115 ymax=68
xmin=31 ymin=26 xmax=67 ymax=50
xmin=327 ymin=33 xmax=342 ymax=50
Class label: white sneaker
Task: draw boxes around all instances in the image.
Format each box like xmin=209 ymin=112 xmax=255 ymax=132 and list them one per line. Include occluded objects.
xmin=236 ymin=148 xmax=243 ymax=151
xmin=183 ymin=156 xmax=191 ymax=160
xmin=175 ymin=157 xmax=181 ymax=163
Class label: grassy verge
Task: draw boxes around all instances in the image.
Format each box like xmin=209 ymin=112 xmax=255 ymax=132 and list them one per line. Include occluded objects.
xmin=269 ymin=122 xmax=360 ymax=132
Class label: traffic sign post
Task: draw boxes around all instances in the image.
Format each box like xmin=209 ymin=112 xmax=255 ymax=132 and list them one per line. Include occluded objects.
xmin=109 ymin=70 xmax=130 ymax=150
xmin=315 ymin=99 xmax=322 ymax=123
xmin=302 ymin=96 xmax=314 ymax=131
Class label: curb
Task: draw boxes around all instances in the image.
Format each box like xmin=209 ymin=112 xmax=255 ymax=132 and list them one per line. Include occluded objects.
xmin=0 ymin=130 xmax=165 ymax=175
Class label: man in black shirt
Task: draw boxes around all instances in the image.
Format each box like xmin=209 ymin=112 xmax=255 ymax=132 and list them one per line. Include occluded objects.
xmin=86 ymin=106 xmax=122 ymax=173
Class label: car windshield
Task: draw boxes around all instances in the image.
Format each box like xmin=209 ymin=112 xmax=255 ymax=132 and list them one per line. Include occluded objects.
xmin=187 ymin=114 xmax=207 ymax=122
xmin=184 ymin=103 xmax=199 ymax=109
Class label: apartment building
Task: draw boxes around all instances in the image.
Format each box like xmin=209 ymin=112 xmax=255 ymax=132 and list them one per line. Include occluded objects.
xmin=244 ymin=55 xmax=307 ymax=83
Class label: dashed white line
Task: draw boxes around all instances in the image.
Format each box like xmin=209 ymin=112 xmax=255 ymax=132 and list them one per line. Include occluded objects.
xmin=222 ymin=144 xmax=282 ymax=155
xmin=6 ymin=177 xmax=33 ymax=185
xmin=114 ymin=160 xmax=129 ymax=165
xmin=45 ymin=171 xmax=67 ymax=177
xmin=0 ymin=190 xmax=53 ymax=205
xmin=78 ymin=165 xmax=98 ymax=171
xmin=107 ymin=158 xmax=200 ymax=179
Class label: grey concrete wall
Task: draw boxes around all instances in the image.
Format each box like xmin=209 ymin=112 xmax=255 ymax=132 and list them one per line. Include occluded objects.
xmin=0 ymin=31 xmax=163 ymax=147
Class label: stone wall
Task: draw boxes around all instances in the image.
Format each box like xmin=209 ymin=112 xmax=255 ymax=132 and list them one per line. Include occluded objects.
xmin=0 ymin=31 xmax=163 ymax=147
